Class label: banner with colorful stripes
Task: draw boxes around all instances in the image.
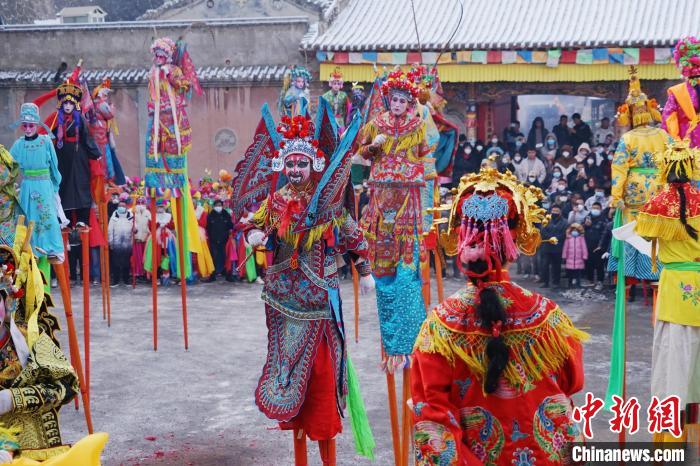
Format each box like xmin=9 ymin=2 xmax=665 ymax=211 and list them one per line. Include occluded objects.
xmin=315 ymin=47 xmax=675 ymax=67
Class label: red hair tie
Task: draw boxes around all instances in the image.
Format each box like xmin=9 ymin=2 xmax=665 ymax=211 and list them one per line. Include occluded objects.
xmin=492 ymin=321 xmax=503 ymax=338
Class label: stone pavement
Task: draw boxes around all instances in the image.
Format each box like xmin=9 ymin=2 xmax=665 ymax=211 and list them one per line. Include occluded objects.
xmin=51 ymin=271 xmax=654 ymax=465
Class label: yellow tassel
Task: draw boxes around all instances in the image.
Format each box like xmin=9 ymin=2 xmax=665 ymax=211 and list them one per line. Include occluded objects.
xmin=415 ymin=307 xmax=589 ymax=387
xmin=636 ymin=212 xmax=700 ymax=241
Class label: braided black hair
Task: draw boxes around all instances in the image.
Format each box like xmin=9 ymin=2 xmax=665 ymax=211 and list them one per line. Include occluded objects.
xmin=468 ymin=259 xmax=509 ymax=394
xmin=668 ymin=166 xmax=698 ymax=240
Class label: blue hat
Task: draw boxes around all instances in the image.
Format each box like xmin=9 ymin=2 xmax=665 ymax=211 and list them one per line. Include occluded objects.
xmin=10 ymin=103 xmax=54 ymax=137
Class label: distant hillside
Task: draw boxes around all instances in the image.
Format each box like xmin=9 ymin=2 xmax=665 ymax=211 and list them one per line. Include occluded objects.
xmin=0 ymin=0 xmax=165 ymax=24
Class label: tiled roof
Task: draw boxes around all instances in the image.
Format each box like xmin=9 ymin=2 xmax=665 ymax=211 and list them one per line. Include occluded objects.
xmin=0 ymin=65 xmax=288 ymax=86
xmin=306 ymin=0 xmax=700 ymax=51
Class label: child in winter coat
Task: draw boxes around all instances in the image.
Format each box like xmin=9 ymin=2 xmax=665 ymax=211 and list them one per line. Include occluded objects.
xmin=562 ymin=223 xmax=588 ymax=288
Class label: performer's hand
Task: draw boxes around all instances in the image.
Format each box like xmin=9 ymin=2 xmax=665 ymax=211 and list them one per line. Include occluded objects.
xmin=360 ymin=274 xmax=375 ymax=295
xmin=0 ymin=390 xmax=12 ymax=416
xmin=0 ymin=450 xmax=12 ymax=464
xmin=247 ymin=230 xmax=267 ymax=248
xmin=160 ymin=64 xmax=171 ymax=76
xmin=372 ymin=134 xmax=387 ymax=146
xmin=615 ymin=200 xmax=625 ymax=210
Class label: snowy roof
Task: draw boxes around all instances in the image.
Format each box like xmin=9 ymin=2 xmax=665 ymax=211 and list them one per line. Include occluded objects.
xmin=0 ymin=65 xmax=287 ymax=87
xmin=305 ymin=0 xmax=700 ymax=51
xmin=58 ymin=6 xmax=107 ymax=16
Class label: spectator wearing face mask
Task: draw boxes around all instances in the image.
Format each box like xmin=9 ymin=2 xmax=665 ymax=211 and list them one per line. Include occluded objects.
xmin=599 ymin=151 xmax=613 ymax=188
xmin=206 ymin=199 xmax=234 ymax=282
xmin=570 ymin=113 xmax=592 ymax=151
xmin=554 ymin=144 xmax=577 ymax=177
xmin=593 ymin=117 xmax=615 ymax=146
xmin=539 ymin=205 xmax=567 ymax=288
xmin=567 ymin=162 xmax=589 ymax=194
xmin=498 ymin=153 xmax=515 ymax=174
xmin=108 ymin=192 xmax=120 ymax=219
xmin=515 ymin=146 xmax=546 ymax=184
xmin=567 ymin=198 xmax=589 ymax=225
xmin=584 ymin=201 xmax=609 ymax=290
xmin=485 ymin=134 xmax=505 ymax=158
xmin=526 ymin=117 xmax=549 ymax=150
xmin=546 ymin=166 xmax=565 ymax=194
xmin=585 ymin=187 xmax=610 ymax=211
xmin=542 ymin=132 xmax=558 ymax=171
xmin=550 ymin=181 xmax=572 ymax=217
xmin=452 ymin=141 xmax=482 ymax=184
xmin=108 ymin=200 xmax=134 ymax=286
xmin=575 ymin=142 xmax=591 ymax=163
xmin=562 ymin=223 xmax=588 ymax=288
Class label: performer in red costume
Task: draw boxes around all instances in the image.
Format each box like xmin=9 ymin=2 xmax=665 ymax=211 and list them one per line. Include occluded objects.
xmin=411 ymin=166 xmax=588 ymax=465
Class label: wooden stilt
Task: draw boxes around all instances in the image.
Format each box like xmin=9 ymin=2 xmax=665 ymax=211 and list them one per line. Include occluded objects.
xmin=60 ymin=230 xmax=80 ymax=411
xmin=174 ymin=196 xmax=189 ymax=350
xmin=99 ymin=241 xmax=107 ymax=321
xmin=421 ymin=257 xmax=431 ymax=309
xmin=434 ymin=249 xmax=445 ymax=303
xmin=386 ymin=370 xmax=402 ymax=466
xmin=80 ymin=229 xmax=91 ymax=403
xmin=400 ymin=367 xmax=411 ymax=466
xmin=318 ymin=439 xmax=336 ymax=466
xmin=102 ymin=201 xmax=112 ymax=327
xmin=293 ymin=429 xmax=308 ymax=466
xmin=352 ymin=263 xmax=360 ymax=343
xmin=150 ymin=198 xmax=158 ymax=351
xmin=53 ymin=262 xmax=94 ymax=434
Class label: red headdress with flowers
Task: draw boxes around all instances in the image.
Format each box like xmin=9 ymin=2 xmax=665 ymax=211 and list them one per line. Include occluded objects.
xmin=271 ymin=115 xmax=326 ymax=173
xmin=674 ymin=36 xmax=700 ymax=85
xmin=380 ymin=69 xmax=419 ymax=102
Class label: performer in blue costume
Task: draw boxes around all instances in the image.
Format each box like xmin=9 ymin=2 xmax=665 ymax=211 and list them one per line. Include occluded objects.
xmin=279 ymin=65 xmax=311 ymax=118
xmin=9 ymin=103 xmax=64 ymax=262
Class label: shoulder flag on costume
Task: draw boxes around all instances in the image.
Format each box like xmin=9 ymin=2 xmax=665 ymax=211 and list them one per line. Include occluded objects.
xmin=231 ymin=103 xmax=281 ymax=222
xmin=315 ymin=96 xmax=339 ymax=161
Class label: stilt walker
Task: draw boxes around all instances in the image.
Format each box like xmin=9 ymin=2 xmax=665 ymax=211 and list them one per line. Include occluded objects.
xmin=633 ymin=141 xmax=700 ymax=445
xmin=144 ymin=37 xmax=209 ymax=350
xmin=662 ymin=37 xmax=700 ymax=149
xmin=232 ymin=100 xmax=376 ymax=465
xmin=605 ymin=68 xmax=673 ymax=431
xmin=358 ymin=69 xmax=430 ymax=465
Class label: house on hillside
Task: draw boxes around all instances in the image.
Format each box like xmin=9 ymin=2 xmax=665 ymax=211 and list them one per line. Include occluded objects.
xmin=58 ymin=6 xmax=107 ymax=24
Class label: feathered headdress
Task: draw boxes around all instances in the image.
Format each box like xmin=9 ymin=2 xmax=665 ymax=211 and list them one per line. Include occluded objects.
xmin=92 ymin=77 xmax=112 ymax=99
xmin=380 ymin=69 xmax=419 ymax=102
xmin=290 ymin=65 xmax=312 ymax=84
xmin=673 ymin=36 xmax=700 ymax=86
xmin=616 ymin=66 xmax=661 ymax=128
xmin=443 ymin=167 xmax=550 ymax=278
xmin=150 ymin=37 xmax=176 ymax=63
xmin=329 ymin=66 xmax=343 ymax=82
xmin=271 ymin=115 xmax=326 ymax=173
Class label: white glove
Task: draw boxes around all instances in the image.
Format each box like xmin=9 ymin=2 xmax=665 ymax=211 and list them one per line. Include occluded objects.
xmin=359 ymin=274 xmax=375 ymax=295
xmin=247 ymin=230 xmax=267 ymax=248
xmin=0 ymin=450 xmax=12 ymax=464
xmin=602 ymin=252 xmax=610 ymax=260
xmin=0 ymin=390 xmax=12 ymax=416
xmin=372 ymin=134 xmax=387 ymax=146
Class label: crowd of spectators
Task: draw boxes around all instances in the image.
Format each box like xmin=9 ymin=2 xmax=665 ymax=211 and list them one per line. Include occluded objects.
xmin=451 ymin=114 xmax=619 ymax=290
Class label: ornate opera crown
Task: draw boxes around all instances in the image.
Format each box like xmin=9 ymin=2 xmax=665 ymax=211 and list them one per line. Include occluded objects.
xmin=56 ymin=80 xmax=83 ymax=109
xmin=443 ymin=166 xmax=550 ymax=258
xmin=271 ymin=115 xmax=326 ymax=173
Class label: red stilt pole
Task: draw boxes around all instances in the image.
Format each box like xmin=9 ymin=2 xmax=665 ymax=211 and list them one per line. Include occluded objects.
xmin=150 ymin=197 xmax=158 ymax=351
xmin=318 ymin=438 xmax=336 ymax=466
xmin=293 ymin=429 xmax=308 ymax=466
xmin=80 ymin=228 xmax=90 ymax=403
xmin=400 ymin=367 xmax=411 ymax=466
xmin=61 ymin=230 xmax=80 ymax=411
xmin=53 ymin=262 xmax=94 ymax=434
xmin=174 ymin=196 xmax=189 ymax=350
xmin=103 ymin=201 xmax=112 ymax=327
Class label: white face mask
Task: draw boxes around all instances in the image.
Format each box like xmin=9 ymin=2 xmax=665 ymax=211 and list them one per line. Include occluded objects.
xmin=514 ymin=155 xmax=522 ymax=162
xmin=214 ymin=206 xmax=223 ymax=213
xmin=527 ymin=176 xmax=536 ymax=182
xmin=491 ymin=138 xmax=498 ymax=144
xmin=465 ymin=147 xmax=472 ymax=154
xmin=562 ymin=151 xmax=571 ymax=157
xmin=576 ymin=204 xmax=584 ymax=211
xmin=476 ymin=145 xmax=483 ymax=151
